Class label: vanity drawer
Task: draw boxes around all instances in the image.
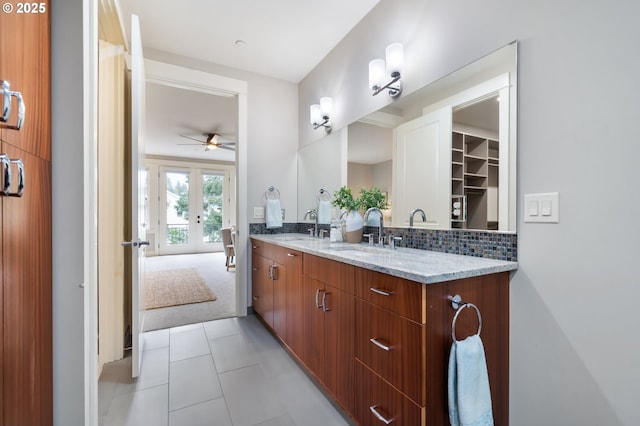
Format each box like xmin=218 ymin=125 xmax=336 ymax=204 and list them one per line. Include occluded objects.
xmin=303 ymin=253 xmax=355 ymax=295
xmin=355 ymin=268 xmax=425 ymax=323
xmin=250 ymin=238 xmax=269 ymax=258
xmin=355 ymin=298 xmax=424 ymax=405
xmin=355 ymin=360 xmax=423 ymax=426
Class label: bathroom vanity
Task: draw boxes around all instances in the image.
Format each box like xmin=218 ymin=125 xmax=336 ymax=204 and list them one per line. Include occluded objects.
xmin=250 ymin=234 xmax=517 ymax=425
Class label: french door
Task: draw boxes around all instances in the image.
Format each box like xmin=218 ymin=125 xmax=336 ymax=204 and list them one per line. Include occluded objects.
xmin=159 ymin=167 xmax=231 ymax=254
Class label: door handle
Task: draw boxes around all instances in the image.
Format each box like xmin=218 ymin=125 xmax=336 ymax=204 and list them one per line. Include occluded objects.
xmin=322 ymin=291 xmax=331 ymax=312
xmin=0 ymin=84 xmax=25 ymax=131
xmin=0 ymin=154 xmax=10 ymax=195
xmin=121 ymin=240 xmax=150 ymax=247
xmin=315 ymin=289 xmax=323 ymax=309
xmin=7 ymin=159 xmax=24 ymax=197
xmin=1 ymin=81 xmax=10 ymax=122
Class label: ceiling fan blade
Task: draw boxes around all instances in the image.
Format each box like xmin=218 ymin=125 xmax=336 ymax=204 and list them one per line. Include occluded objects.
xmin=179 ymin=134 xmax=207 ymax=143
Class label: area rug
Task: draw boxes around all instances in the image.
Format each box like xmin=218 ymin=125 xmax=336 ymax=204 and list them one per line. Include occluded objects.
xmin=145 ymin=268 xmax=216 ymax=310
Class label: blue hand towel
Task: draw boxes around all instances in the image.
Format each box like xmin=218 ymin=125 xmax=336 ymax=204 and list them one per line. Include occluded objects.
xmin=448 ymin=334 xmax=494 ymax=426
xmin=317 ymin=200 xmax=331 ymax=224
xmin=265 ymin=198 xmax=283 ymax=229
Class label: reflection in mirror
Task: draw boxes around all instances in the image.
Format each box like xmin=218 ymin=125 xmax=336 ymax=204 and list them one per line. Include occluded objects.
xmin=299 ymin=41 xmax=517 ymax=232
xmin=297 ymin=129 xmax=346 ymax=223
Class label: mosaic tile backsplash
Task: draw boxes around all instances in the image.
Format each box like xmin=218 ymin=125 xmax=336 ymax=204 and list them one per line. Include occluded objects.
xmin=249 ymin=222 xmax=517 ymax=261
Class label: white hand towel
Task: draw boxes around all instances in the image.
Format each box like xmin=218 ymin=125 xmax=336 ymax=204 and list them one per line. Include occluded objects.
xmin=317 ymin=200 xmax=331 ymax=224
xmin=265 ymin=198 xmax=283 ymax=229
xmin=448 ymin=334 xmax=494 ymax=426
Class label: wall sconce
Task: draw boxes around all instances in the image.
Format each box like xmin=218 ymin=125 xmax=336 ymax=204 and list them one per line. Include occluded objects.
xmin=368 ymin=43 xmax=404 ymax=98
xmin=310 ymin=96 xmax=332 ymax=133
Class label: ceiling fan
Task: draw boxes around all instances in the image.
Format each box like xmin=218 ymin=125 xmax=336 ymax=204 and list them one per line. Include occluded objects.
xmin=178 ymin=132 xmax=236 ymax=151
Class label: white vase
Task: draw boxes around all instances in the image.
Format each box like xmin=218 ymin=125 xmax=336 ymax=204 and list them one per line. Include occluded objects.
xmin=343 ymin=210 xmax=363 ymax=243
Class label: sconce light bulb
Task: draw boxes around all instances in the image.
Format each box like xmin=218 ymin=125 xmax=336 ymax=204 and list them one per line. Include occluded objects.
xmin=320 ymin=97 xmax=332 ymax=118
xmin=369 ymin=59 xmax=385 ymax=90
xmin=310 ymin=104 xmax=321 ymax=125
xmin=385 ymin=43 xmax=404 ymax=76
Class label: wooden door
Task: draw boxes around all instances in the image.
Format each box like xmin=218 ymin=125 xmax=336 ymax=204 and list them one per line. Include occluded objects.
xmin=0 ymin=2 xmax=52 ymax=424
xmin=252 ymin=254 xmax=273 ymax=327
xmin=302 ymin=275 xmax=325 ymax=379
xmin=284 ymin=251 xmax=303 ymax=356
xmin=323 ymin=282 xmax=355 ymax=415
xmin=271 ymin=260 xmax=287 ymax=339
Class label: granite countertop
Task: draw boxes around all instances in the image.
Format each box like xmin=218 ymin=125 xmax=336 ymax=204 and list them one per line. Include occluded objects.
xmin=250 ymin=233 xmax=518 ymax=285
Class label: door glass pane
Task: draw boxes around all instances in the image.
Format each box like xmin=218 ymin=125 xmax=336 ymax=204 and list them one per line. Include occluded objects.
xmin=202 ymin=173 xmax=224 ymax=244
xmin=166 ymin=171 xmax=189 ymax=245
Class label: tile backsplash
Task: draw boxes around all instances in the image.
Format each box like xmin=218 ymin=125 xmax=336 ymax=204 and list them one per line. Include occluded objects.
xmin=249 ymin=222 xmax=517 ymax=261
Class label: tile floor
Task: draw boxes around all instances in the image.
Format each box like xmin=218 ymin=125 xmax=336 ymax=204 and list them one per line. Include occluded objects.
xmin=99 ymin=315 xmax=352 ymax=426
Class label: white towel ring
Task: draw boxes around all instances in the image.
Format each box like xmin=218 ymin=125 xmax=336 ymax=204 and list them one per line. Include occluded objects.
xmin=265 ymin=186 xmax=280 ymax=200
xmin=318 ymin=188 xmax=331 ymax=202
xmin=451 ymin=303 xmax=482 ymax=342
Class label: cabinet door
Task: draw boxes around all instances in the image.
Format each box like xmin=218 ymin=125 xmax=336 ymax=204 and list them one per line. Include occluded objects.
xmin=1 ymin=143 xmax=52 ymax=425
xmin=302 ymin=275 xmax=325 ymax=379
xmin=272 ymin=260 xmax=286 ymax=339
xmin=252 ymin=254 xmax=273 ymax=327
xmin=0 ymin=4 xmax=51 ymax=159
xmin=323 ymin=282 xmax=355 ymax=415
xmin=284 ymin=251 xmax=303 ymax=356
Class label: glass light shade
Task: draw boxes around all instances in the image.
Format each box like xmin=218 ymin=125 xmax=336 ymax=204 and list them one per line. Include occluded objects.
xmin=369 ymin=59 xmax=385 ymax=89
xmin=310 ymin=104 xmax=321 ymax=125
xmin=385 ymin=43 xmax=404 ymax=76
xmin=320 ymin=97 xmax=332 ymax=118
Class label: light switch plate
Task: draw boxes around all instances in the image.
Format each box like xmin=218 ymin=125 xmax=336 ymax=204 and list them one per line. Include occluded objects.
xmin=253 ymin=207 xmax=265 ymax=219
xmin=524 ymin=192 xmax=559 ymax=223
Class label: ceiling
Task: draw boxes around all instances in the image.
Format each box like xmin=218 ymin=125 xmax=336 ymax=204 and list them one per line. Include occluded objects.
xmin=116 ymin=0 xmax=380 ymax=162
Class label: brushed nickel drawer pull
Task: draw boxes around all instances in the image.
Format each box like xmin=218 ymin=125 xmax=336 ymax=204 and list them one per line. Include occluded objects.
xmin=287 ymin=253 xmax=297 ymax=257
xmin=1 ymin=81 xmax=10 ymax=122
xmin=369 ymin=338 xmax=391 ymax=351
xmin=370 ymin=287 xmax=392 ymax=296
xmin=369 ymin=405 xmax=394 ymax=424
xmin=322 ymin=291 xmax=330 ymax=312
xmin=252 ymin=245 xmax=259 ymax=249
xmin=0 ymin=154 xmax=10 ymax=195
xmin=7 ymin=159 xmax=23 ymax=197
xmin=315 ymin=288 xmax=323 ymax=309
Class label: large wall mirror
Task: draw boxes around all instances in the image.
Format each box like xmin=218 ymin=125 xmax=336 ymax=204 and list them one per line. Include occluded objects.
xmin=298 ymin=41 xmax=517 ymax=232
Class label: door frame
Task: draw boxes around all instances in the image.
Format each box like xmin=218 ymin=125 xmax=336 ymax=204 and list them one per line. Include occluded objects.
xmin=85 ymin=33 xmax=248 ymax=425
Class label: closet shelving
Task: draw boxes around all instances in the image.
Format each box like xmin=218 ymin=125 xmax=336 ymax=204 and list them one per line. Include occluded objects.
xmin=451 ymin=130 xmax=499 ymax=229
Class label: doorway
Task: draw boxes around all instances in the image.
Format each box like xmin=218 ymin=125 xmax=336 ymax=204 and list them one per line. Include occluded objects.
xmin=157 ymin=165 xmax=233 ymax=255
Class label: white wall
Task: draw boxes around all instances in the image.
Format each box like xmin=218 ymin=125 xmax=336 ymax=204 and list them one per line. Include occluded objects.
xmin=299 ymin=0 xmax=639 ymax=424
xmin=143 ymin=48 xmax=299 ymax=226
xmin=51 ymin=0 xmax=87 ymax=424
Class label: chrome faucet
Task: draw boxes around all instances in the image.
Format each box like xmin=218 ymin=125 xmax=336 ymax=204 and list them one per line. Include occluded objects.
xmin=364 ymin=207 xmax=384 ymax=246
xmin=409 ymin=208 xmax=426 ymax=227
xmin=304 ymin=209 xmax=318 ymax=237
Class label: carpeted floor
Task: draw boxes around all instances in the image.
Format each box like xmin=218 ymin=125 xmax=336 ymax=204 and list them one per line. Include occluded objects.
xmin=142 ymin=252 xmax=236 ymax=331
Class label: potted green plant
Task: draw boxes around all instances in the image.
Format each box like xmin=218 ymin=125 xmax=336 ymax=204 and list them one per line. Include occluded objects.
xmin=359 ymin=186 xmax=388 ymax=226
xmin=332 ymin=186 xmax=363 ymax=243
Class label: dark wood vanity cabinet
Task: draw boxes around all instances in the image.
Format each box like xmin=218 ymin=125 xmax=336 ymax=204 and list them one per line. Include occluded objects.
xmin=250 ymin=238 xmax=510 ymax=425
xmin=250 ymin=240 xmax=303 ymax=354
xmin=302 ymin=254 xmax=355 ymax=416
xmin=354 ymin=268 xmax=510 ymax=425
